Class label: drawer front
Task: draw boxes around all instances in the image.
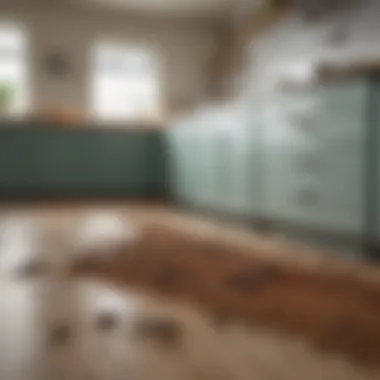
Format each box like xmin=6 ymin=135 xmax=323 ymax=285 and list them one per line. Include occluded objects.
xmin=283 ymin=80 xmax=366 ymax=142
xmin=228 ymin=121 xmax=252 ymax=214
xmin=274 ymin=81 xmax=367 ymax=234
xmin=264 ymin=104 xmax=365 ymax=234
xmin=287 ymin=140 xmax=365 ymax=234
xmin=247 ymin=115 xmax=265 ymax=215
xmin=263 ymin=112 xmax=308 ymax=221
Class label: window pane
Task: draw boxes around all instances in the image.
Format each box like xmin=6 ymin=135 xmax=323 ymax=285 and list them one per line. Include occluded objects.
xmin=0 ymin=23 xmax=27 ymax=115
xmin=91 ymin=42 xmax=161 ymax=122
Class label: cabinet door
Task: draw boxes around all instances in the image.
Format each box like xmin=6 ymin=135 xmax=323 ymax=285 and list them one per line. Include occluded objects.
xmin=196 ymin=130 xmax=217 ymax=208
xmin=213 ymin=128 xmax=234 ymax=211
xmin=262 ymin=105 xmax=311 ymax=222
xmin=228 ymin=117 xmax=250 ymax=215
xmin=40 ymin=131 xmax=101 ymax=194
xmin=190 ymin=131 xmax=206 ymax=206
xmin=166 ymin=128 xmax=191 ymax=203
xmin=0 ymin=131 xmax=41 ymax=195
xmin=274 ymin=82 xmax=366 ymax=235
xmin=168 ymin=122 xmax=216 ymax=207
xmin=247 ymin=112 xmax=265 ymax=216
xmin=180 ymin=133 xmax=198 ymax=205
xmin=374 ymin=81 xmax=380 ymax=244
xmin=309 ymin=82 xmax=366 ymax=235
xmin=93 ymin=132 xmax=150 ymax=195
xmin=165 ymin=129 xmax=182 ymax=200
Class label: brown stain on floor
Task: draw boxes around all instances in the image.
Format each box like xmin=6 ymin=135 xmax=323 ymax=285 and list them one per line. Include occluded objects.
xmin=70 ymin=224 xmax=380 ymax=368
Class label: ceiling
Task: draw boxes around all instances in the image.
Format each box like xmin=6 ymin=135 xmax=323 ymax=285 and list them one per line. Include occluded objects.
xmin=0 ymin=0 xmax=262 ymax=22
xmin=83 ymin=0 xmax=254 ymax=18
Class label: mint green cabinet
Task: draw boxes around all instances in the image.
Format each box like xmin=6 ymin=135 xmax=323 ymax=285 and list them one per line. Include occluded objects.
xmin=223 ymin=114 xmax=250 ymax=215
xmin=167 ymin=77 xmax=377 ymax=253
xmin=169 ymin=107 xmax=253 ymax=215
xmin=261 ymin=81 xmax=367 ymax=236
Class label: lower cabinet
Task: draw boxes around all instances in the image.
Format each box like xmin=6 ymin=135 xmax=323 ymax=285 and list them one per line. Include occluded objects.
xmin=168 ymin=76 xmax=380 ymax=257
xmin=0 ymin=129 xmax=162 ymax=198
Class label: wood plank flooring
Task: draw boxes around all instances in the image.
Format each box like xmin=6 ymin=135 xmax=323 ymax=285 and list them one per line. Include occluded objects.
xmin=0 ymin=203 xmax=379 ymax=380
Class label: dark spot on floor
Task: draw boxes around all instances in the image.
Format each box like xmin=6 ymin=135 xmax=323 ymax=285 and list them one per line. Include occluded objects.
xmin=72 ymin=256 xmax=100 ymax=274
xmin=69 ymin=224 xmax=380 ymax=368
xmin=226 ymin=264 xmax=279 ymax=293
xmin=17 ymin=259 xmax=48 ymax=278
xmin=49 ymin=323 xmax=72 ymax=346
xmin=154 ymin=264 xmax=181 ymax=290
xmin=133 ymin=316 xmax=183 ymax=348
xmin=95 ymin=311 xmax=119 ymax=331
xmin=212 ymin=310 xmax=235 ymax=327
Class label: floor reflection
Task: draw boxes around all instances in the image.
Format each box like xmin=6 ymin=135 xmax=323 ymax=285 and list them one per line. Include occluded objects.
xmin=72 ymin=210 xmax=141 ymax=260
xmin=0 ymin=216 xmax=40 ymax=275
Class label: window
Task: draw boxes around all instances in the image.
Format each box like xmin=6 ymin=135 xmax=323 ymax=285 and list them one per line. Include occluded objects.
xmin=91 ymin=42 xmax=161 ymax=123
xmin=0 ymin=22 xmax=28 ymax=115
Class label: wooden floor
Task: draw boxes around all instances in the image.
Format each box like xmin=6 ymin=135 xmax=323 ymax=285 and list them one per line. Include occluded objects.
xmin=0 ymin=203 xmax=380 ymax=380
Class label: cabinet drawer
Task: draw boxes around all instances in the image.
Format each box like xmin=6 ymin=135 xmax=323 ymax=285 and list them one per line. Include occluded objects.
xmin=289 ymin=182 xmax=364 ymax=234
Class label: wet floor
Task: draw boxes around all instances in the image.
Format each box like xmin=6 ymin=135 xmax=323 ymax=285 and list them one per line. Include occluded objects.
xmin=0 ymin=204 xmax=379 ymax=380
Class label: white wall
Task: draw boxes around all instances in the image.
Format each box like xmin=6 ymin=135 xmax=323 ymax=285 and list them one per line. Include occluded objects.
xmin=0 ymin=4 xmax=218 ymax=115
xmin=239 ymin=0 xmax=380 ymax=98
